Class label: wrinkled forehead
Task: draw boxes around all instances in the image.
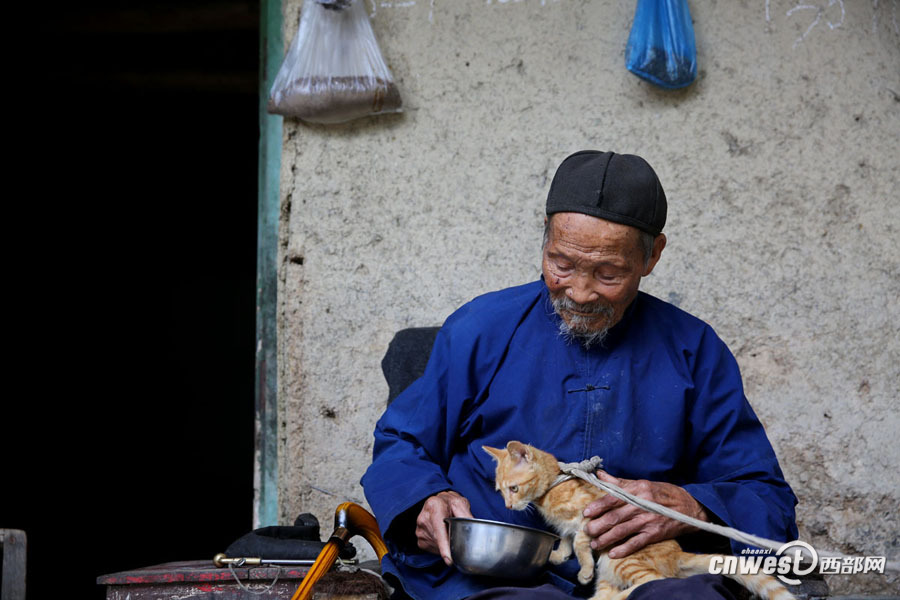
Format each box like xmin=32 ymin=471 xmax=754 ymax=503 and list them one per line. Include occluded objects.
xmin=546 ymin=212 xmax=644 ymax=259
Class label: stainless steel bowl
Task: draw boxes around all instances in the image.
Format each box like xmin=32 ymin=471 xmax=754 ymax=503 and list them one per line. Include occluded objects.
xmin=445 ymin=517 xmax=559 ymax=579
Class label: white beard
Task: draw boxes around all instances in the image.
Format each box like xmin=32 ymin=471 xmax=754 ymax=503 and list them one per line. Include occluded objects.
xmin=551 ymin=295 xmax=615 ymax=349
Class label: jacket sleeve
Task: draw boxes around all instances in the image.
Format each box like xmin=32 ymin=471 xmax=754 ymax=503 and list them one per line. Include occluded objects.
xmin=680 ymin=327 xmax=799 ymax=553
xmin=361 ymin=323 xmax=474 ymax=542
xmin=361 ymin=284 xmax=543 ymax=546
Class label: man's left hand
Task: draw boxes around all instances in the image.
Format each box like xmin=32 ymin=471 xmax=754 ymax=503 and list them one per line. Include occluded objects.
xmin=582 ymin=470 xmax=709 ymax=559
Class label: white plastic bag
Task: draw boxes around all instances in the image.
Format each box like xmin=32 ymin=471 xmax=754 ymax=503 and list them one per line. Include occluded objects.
xmin=268 ymin=0 xmax=402 ymax=124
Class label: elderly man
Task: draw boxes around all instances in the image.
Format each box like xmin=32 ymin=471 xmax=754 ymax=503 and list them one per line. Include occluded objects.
xmin=361 ymin=151 xmax=798 ymax=600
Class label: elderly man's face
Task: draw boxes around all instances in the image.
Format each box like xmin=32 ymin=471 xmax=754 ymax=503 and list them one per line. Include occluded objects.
xmin=542 ymin=212 xmax=664 ymax=345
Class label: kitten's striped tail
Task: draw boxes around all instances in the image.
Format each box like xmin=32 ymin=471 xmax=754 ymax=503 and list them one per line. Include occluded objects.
xmin=678 ymin=554 xmax=795 ymax=600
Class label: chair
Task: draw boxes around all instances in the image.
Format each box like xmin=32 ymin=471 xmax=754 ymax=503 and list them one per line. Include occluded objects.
xmin=381 ymin=327 xmax=440 ymax=405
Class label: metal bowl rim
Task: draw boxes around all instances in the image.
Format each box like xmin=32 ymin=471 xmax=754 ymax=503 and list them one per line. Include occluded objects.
xmin=444 ymin=517 xmax=560 ymax=541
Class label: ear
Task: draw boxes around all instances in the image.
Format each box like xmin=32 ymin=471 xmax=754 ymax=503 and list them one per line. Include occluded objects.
xmin=482 ymin=445 xmax=506 ymax=462
xmin=506 ymin=441 xmax=533 ymax=464
xmin=642 ymin=233 xmax=666 ymax=277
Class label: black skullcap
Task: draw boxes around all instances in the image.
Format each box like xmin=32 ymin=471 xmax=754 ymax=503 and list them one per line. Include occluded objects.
xmin=546 ymin=150 xmax=667 ymax=235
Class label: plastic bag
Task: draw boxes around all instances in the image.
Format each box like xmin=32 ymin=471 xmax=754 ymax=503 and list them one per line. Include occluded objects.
xmin=625 ymin=0 xmax=697 ymax=90
xmin=268 ymin=0 xmax=402 ymax=123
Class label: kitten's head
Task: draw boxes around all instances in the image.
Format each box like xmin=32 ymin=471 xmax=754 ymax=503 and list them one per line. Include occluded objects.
xmin=482 ymin=441 xmax=559 ymax=511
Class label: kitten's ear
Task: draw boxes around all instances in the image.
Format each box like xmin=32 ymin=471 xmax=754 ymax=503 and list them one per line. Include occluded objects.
xmin=482 ymin=445 xmax=506 ymax=462
xmin=506 ymin=441 xmax=533 ymax=463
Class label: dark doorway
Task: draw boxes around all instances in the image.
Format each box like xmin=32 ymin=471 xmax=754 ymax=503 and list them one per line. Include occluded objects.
xmin=7 ymin=1 xmax=260 ymax=597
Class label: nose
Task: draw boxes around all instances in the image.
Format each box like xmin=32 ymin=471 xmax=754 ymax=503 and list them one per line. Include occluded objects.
xmin=566 ymin=274 xmax=600 ymax=305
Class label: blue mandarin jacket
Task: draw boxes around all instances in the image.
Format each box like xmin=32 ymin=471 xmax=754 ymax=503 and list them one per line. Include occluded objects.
xmin=361 ymin=280 xmax=798 ymax=599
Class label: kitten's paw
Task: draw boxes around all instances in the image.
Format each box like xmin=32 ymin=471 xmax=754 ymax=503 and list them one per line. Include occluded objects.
xmin=577 ymin=568 xmax=594 ymax=585
xmin=549 ymin=549 xmax=570 ymax=565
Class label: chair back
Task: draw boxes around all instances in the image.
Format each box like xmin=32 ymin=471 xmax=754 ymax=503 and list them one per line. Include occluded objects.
xmin=381 ymin=327 xmax=440 ymax=405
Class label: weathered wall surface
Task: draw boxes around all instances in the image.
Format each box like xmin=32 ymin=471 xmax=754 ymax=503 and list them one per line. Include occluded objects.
xmin=275 ymin=0 xmax=899 ymax=593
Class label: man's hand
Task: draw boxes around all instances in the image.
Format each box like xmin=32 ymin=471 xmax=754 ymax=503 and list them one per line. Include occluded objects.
xmin=583 ymin=470 xmax=709 ymax=559
xmin=415 ymin=490 xmax=473 ymax=565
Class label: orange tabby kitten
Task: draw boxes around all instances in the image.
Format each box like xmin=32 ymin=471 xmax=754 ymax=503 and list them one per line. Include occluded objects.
xmin=483 ymin=441 xmax=794 ymax=600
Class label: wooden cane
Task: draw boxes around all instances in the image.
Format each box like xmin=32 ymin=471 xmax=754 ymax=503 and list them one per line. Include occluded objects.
xmin=290 ymin=502 xmax=388 ymax=600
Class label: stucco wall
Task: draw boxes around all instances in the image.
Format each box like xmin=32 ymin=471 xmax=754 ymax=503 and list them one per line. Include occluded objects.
xmin=275 ymin=0 xmax=899 ymax=593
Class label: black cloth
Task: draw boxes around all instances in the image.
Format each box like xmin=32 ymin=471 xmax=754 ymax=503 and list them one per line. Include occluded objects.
xmin=381 ymin=327 xmax=440 ymax=405
xmin=224 ymin=513 xmax=356 ymax=560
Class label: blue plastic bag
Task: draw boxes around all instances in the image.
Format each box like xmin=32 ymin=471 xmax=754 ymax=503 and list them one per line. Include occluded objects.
xmin=625 ymin=0 xmax=697 ymax=90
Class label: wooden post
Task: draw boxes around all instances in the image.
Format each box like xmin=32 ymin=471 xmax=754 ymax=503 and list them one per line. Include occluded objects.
xmin=1 ymin=529 xmax=26 ymax=600
xmin=255 ymin=0 xmax=284 ymax=528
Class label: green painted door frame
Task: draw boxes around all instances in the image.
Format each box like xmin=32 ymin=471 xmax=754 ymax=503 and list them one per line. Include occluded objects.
xmin=255 ymin=0 xmax=283 ymax=527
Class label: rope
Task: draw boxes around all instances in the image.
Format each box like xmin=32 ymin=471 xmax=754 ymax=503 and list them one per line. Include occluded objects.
xmin=227 ymin=563 xmax=283 ymax=594
xmin=556 ymin=458 xmax=900 ymax=572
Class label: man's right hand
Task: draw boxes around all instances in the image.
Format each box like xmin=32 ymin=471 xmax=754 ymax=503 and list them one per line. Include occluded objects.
xmin=415 ymin=490 xmax=473 ymax=565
